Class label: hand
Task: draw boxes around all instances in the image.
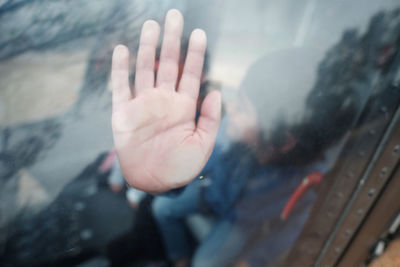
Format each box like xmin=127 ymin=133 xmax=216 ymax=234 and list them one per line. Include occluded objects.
xmin=111 ymin=9 xmax=221 ymax=193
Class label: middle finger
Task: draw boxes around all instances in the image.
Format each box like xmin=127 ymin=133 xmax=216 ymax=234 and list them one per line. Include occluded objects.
xmin=156 ymin=9 xmax=184 ymax=90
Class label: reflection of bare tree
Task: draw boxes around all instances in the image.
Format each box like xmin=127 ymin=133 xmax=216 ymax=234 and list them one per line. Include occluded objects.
xmin=0 ymin=120 xmax=61 ymax=181
xmin=0 ymin=0 xmax=150 ymax=60
xmin=269 ymin=8 xmax=400 ymax=167
xmin=0 ymin=0 xmax=186 ymax=104
xmin=0 ymin=120 xmax=62 ymax=255
xmin=284 ymin=8 xmax=400 ymax=267
xmin=304 ymin=7 xmax=400 ymax=141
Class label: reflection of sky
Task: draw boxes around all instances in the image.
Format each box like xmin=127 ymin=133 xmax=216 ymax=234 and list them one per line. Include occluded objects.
xmin=211 ymin=0 xmax=399 ymax=87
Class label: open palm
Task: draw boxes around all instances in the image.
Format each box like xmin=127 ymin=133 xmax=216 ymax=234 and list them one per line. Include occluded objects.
xmin=111 ymin=9 xmax=221 ymax=193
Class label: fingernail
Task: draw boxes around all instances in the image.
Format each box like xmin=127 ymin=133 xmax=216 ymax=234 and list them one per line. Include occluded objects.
xmin=190 ymin=29 xmax=207 ymax=49
xmin=166 ymin=9 xmax=183 ymax=30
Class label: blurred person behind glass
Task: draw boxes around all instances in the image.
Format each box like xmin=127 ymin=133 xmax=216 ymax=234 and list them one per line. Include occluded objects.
xmin=110 ymin=9 xmax=358 ymax=267
xmin=152 ymin=47 xmax=357 ymax=267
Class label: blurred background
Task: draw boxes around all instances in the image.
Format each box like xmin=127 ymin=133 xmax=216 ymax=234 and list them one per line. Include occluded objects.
xmin=0 ymin=0 xmax=399 ymax=266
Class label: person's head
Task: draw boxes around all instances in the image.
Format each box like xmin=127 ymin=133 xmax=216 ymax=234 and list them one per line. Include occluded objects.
xmin=227 ymin=47 xmax=358 ymax=166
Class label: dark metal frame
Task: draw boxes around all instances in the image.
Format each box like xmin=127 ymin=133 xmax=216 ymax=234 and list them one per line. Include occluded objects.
xmin=284 ymin=52 xmax=400 ymax=266
xmin=319 ymin=106 xmax=400 ymax=266
xmin=338 ymin=165 xmax=400 ymax=266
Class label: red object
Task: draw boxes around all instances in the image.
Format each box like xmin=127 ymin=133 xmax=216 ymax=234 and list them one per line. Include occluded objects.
xmin=281 ymin=172 xmax=323 ymax=220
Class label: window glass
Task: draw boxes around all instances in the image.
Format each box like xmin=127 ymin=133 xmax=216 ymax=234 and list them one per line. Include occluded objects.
xmin=0 ymin=0 xmax=399 ymax=266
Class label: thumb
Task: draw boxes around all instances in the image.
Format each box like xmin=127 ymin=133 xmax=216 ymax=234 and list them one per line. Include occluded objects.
xmin=195 ymin=90 xmax=222 ymax=153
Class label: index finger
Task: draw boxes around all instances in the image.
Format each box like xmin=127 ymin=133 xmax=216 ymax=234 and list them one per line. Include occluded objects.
xmin=112 ymin=45 xmax=132 ymax=105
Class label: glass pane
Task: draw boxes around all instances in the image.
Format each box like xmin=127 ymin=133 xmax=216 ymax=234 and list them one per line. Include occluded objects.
xmin=1 ymin=0 xmax=399 ymax=266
